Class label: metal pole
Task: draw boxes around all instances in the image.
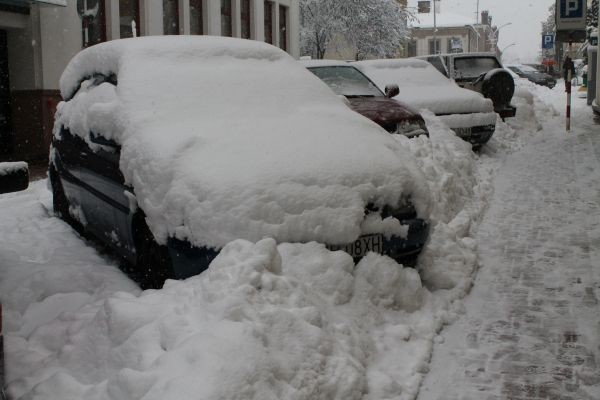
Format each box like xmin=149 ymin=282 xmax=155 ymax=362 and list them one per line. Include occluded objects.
xmin=433 ymin=0 xmax=437 ymax=54
xmin=566 ymin=41 xmax=573 ymax=132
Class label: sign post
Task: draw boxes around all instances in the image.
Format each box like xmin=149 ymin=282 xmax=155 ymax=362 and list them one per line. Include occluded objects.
xmin=555 ymin=0 xmax=587 ymax=131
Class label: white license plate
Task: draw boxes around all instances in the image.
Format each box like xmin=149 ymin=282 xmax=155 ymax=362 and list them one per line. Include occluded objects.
xmin=454 ymin=127 xmax=472 ymax=136
xmin=327 ymin=234 xmax=384 ymax=258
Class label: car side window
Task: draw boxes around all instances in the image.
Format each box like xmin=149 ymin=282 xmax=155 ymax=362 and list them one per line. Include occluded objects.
xmin=427 ymin=56 xmax=449 ymax=78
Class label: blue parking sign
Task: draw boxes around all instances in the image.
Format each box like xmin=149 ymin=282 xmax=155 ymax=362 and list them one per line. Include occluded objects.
xmin=542 ymin=34 xmax=555 ymax=49
xmin=560 ymin=0 xmax=584 ymax=18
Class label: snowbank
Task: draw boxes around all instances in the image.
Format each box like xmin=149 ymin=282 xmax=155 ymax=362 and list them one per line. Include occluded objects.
xmin=353 ymin=59 xmax=495 ymax=118
xmin=54 ymin=36 xmax=430 ymax=250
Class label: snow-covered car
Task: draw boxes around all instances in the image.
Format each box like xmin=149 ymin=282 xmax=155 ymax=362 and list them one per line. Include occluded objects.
xmin=353 ymin=58 xmax=497 ymax=148
xmin=302 ymin=60 xmax=428 ymax=137
xmin=50 ymin=37 xmax=431 ymax=288
xmin=506 ymin=64 xmax=556 ymax=88
xmin=419 ymin=53 xmax=517 ymax=119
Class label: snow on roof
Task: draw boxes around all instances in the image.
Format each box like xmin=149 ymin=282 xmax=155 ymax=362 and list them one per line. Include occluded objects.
xmin=299 ymin=59 xmax=351 ymax=68
xmin=410 ymin=12 xmax=476 ymax=29
xmin=55 ymin=36 xmax=430 ymax=249
xmin=353 ymin=59 xmax=494 ymax=117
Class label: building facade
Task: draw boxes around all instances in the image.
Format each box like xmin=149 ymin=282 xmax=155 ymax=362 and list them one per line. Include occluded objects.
xmin=408 ymin=1 xmax=497 ymax=57
xmin=0 ymin=0 xmax=299 ymax=161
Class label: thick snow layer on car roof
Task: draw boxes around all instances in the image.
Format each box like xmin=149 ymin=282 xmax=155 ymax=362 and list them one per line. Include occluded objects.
xmin=55 ymin=36 xmax=430 ymax=249
xmin=353 ymin=59 xmax=495 ymax=118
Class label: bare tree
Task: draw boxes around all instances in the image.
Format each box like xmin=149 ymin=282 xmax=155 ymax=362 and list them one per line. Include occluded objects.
xmin=300 ymin=0 xmax=414 ymax=60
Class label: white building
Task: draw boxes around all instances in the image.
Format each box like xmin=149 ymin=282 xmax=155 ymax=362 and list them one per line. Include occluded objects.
xmin=408 ymin=0 xmax=496 ymax=57
xmin=0 ymin=0 xmax=299 ymax=161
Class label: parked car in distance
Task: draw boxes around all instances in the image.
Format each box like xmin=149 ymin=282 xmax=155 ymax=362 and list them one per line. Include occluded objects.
xmin=302 ymin=60 xmax=428 ymax=137
xmin=353 ymin=58 xmax=497 ymax=148
xmin=506 ymin=64 xmax=556 ymax=88
xmin=51 ymin=37 xmax=431 ymax=289
xmin=418 ymin=53 xmax=517 ymax=120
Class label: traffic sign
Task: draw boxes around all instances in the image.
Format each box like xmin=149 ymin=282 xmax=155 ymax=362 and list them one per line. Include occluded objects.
xmin=555 ymin=0 xmax=587 ymax=42
xmin=542 ymin=34 xmax=555 ymax=50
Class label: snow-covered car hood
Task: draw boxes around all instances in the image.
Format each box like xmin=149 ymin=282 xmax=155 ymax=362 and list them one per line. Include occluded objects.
xmin=353 ymin=59 xmax=494 ymax=116
xmin=55 ymin=36 xmax=430 ymax=249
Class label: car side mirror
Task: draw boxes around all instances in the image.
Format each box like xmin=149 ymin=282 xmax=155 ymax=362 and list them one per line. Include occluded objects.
xmin=385 ymin=84 xmax=400 ymax=98
xmin=0 ymin=162 xmax=29 ymax=194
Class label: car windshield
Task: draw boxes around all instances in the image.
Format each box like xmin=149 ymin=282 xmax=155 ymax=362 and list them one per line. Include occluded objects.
xmin=308 ymin=66 xmax=383 ymax=97
xmin=454 ymin=57 xmax=501 ymax=78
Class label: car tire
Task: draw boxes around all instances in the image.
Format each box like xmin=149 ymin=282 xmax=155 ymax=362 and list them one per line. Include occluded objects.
xmin=481 ymin=68 xmax=515 ymax=110
xmin=49 ymin=165 xmax=84 ymax=234
xmin=135 ymin=218 xmax=174 ymax=289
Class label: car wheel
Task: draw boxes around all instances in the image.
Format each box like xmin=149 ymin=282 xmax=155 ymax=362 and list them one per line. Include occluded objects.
xmin=49 ymin=165 xmax=84 ymax=234
xmin=481 ymin=68 xmax=515 ymax=110
xmin=135 ymin=219 xmax=174 ymax=289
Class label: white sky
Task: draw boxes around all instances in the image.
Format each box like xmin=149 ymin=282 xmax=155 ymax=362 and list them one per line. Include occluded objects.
xmin=408 ymin=0 xmax=553 ymax=63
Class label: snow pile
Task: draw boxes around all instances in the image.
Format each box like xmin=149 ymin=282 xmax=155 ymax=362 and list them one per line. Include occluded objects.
xmin=1 ymin=184 xmax=432 ymax=400
xmin=54 ymin=36 xmax=430 ymax=250
xmin=0 ymin=161 xmax=28 ymax=176
xmin=353 ymin=59 xmax=496 ymax=119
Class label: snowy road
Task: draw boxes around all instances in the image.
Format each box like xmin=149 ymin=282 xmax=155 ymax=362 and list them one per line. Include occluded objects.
xmin=418 ymin=96 xmax=600 ymax=399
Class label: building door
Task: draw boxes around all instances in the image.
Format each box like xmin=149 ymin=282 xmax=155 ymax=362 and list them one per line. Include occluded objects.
xmin=0 ymin=29 xmax=12 ymax=155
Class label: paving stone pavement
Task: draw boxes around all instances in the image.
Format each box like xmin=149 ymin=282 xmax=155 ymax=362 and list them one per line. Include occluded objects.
xmin=418 ymin=114 xmax=600 ymax=399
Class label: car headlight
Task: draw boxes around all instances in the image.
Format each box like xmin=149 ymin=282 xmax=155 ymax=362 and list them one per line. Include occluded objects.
xmin=397 ymin=119 xmax=428 ymax=137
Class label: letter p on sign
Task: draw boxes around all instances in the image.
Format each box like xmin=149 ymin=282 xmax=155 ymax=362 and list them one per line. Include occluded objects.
xmin=561 ymin=0 xmax=583 ymax=18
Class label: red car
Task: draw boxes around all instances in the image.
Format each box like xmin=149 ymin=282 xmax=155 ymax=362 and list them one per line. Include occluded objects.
xmin=302 ymin=60 xmax=428 ymax=137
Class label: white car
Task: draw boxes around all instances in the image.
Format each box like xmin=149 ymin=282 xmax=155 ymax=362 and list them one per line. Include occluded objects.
xmin=353 ymin=58 xmax=497 ymax=148
xmin=50 ymin=37 xmax=431 ymax=288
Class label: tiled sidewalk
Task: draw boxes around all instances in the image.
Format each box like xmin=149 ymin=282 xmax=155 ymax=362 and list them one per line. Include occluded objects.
xmin=418 ymin=116 xmax=600 ymax=399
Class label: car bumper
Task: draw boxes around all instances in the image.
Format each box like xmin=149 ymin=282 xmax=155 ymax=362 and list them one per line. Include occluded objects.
xmin=167 ymin=218 xmax=430 ymax=279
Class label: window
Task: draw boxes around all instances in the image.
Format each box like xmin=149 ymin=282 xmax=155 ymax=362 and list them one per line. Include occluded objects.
xmin=428 ymin=38 xmax=441 ymax=55
xmin=190 ymin=0 xmax=203 ymax=34
xmin=278 ymin=4 xmax=287 ymax=51
xmin=264 ymin=1 xmax=273 ymax=44
xmin=163 ymin=0 xmax=179 ymax=35
xmin=453 ymin=57 xmax=501 ymax=78
xmin=119 ymin=0 xmax=140 ymax=38
xmin=447 ymin=37 xmax=463 ymax=53
xmin=84 ymin=0 xmax=106 ymax=47
xmin=241 ymin=0 xmax=251 ymax=39
xmin=221 ymin=0 xmax=232 ymax=37
xmin=308 ymin=66 xmax=383 ymax=97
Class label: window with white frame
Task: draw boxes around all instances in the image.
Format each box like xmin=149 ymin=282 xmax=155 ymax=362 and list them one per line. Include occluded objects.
xmin=119 ymin=0 xmax=140 ymax=38
xmin=190 ymin=0 xmax=203 ymax=35
xmin=163 ymin=0 xmax=179 ymax=35
xmin=221 ymin=0 xmax=232 ymax=37
xmin=241 ymin=0 xmax=251 ymax=39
